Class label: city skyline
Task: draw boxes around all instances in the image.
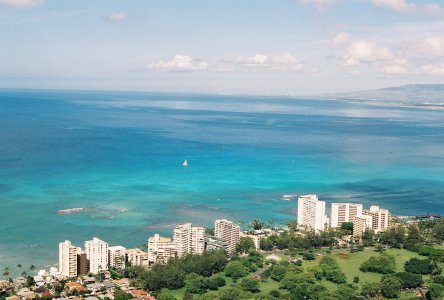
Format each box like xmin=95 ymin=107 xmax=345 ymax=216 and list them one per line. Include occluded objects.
xmin=1 ymin=0 xmax=444 ymax=95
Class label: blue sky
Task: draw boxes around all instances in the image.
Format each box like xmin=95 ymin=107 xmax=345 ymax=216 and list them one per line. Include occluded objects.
xmin=1 ymin=0 xmax=444 ymax=95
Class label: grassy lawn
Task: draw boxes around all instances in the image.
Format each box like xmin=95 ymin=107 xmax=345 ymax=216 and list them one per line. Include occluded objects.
xmin=302 ymin=247 xmax=422 ymax=284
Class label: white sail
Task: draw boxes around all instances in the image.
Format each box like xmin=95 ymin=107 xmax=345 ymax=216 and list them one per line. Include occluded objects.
xmin=182 ymin=159 xmax=188 ymax=167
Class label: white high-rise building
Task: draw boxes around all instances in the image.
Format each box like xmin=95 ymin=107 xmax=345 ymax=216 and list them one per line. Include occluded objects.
xmin=331 ymin=203 xmax=363 ymax=228
xmin=59 ymin=240 xmax=79 ymax=277
xmin=85 ymin=237 xmax=109 ymax=274
xmin=147 ymin=234 xmax=177 ymax=265
xmin=363 ymin=205 xmax=389 ymax=233
xmin=214 ymin=219 xmax=240 ymax=254
xmin=126 ymin=248 xmax=148 ymax=267
xmin=353 ymin=215 xmax=373 ymax=237
xmin=108 ymin=246 xmax=126 ymax=270
xmin=297 ymin=194 xmax=328 ymax=232
xmin=173 ymin=223 xmax=206 ymax=257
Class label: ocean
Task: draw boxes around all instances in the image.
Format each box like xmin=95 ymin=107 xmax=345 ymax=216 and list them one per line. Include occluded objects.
xmin=0 ymin=89 xmax=443 ymax=273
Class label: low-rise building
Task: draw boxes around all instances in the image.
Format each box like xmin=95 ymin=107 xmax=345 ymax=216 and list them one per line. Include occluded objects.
xmin=108 ymin=246 xmax=126 ymax=270
xmin=147 ymin=234 xmax=177 ymax=265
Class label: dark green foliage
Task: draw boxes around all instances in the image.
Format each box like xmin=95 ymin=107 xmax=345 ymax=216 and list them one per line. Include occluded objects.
xmin=404 ymin=225 xmax=423 ymax=251
xmin=380 ymin=276 xmax=402 ymax=299
xmin=259 ymin=239 xmax=273 ymax=251
xmin=362 ymin=229 xmax=376 ymax=247
xmin=206 ymin=275 xmax=225 ymax=290
xmin=341 ymin=222 xmax=354 ymax=232
xmin=239 ymin=277 xmax=260 ymax=293
xmin=432 ymin=275 xmax=444 ymax=285
xmin=360 ymin=253 xmax=396 ymax=274
xmin=334 ymin=284 xmax=358 ymax=300
xmin=404 ymin=257 xmax=433 ymax=274
xmin=361 ymin=282 xmax=380 ymax=298
xmin=269 ymin=264 xmax=286 ymax=282
xmin=302 ymin=252 xmax=316 ymax=260
xmin=324 ymin=269 xmax=347 ymax=284
xmin=218 ymin=286 xmax=242 ymax=300
xmin=224 ymin=261 xmax=249 ymax=280
xmin=185 ymin=273 xmax=208 ymax=294
xmin=236 ymin=237 xmax=255 ymax=254
xmin=114 ymin=293 xmax=133 ymax=300
xmin=380 ymin=226 xmax=406 ymax=248
xmin=393 ymin=272 xmax=424 ymax=288
xmin=353 ymin=276 xmax=359 ymax=283
xmin=426 ymin=283 xmax=444 ymax=300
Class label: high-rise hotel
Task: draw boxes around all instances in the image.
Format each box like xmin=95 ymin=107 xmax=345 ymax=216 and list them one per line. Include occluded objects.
xmin=84 ymin=237 xmax=109 ymax=274
xmin=297 ymin=194 xmax=328 ymax=232
xmin=330 ymin=203 xmax=363 ymax=228
xmin=214 ymin=219 xmax=240 ymax=254
xmin=173 ymin=223 xmax=206 ymax=257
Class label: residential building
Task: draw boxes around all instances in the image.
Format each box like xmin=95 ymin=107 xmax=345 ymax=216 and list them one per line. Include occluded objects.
xmin=297 ymin=194 xmax=328 ymax=232
xmin=108 ymin=246 xmax=126 ymax=269
xmin=58 ymin=240 xmax=79 ymax=277
xmin=77 ymin=251 xmax=88 ymax=276
xmin=147 ymin=234 xmax=177 ymax=265
xmin=214 ymin=219 xmax=240 ymax=254
xmin=85 ymin=237 xmax=109 ymax=274
xmin=363 ymin=205 xmax=390 ymax=233
xmin=173 ymin=223 xmax=206 ymax=257
xmin=126 ymin=248 xmax=148 ymax=267
xmin=352 ymin=215 xmax=373 ymax=237
xmin=204 ymin=235 xmax=226 ymax=252
xmin=331 ymin=203 xmax=363 ymax=228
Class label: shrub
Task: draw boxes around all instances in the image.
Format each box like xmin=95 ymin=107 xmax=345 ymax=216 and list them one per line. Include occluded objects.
xmin=380 ymin=276 xmax=402 ymax=299
xmin=360 ymin=253 xmax=396 ymax=274
xmin=393 ymin=272 xmax=424 ymax=289
xmin=404 ymin=258 xmax=433 ymax=275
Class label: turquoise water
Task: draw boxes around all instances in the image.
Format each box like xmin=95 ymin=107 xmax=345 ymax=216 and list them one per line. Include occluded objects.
xmin=0 ymin=90 xmax=443 ymax=272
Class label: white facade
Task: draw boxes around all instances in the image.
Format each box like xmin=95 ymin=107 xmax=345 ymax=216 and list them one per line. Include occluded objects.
xmin=353 ymin=215 xmax=373 ymax=237
xmin=108 ymin=246 xmax=126 ymax=270
xmin=331 ymin=203 xmax=363 ymax=228
xmin=147 ymin=234 xmax=177 ymax=265
xmin=173 ymin=223 xmax=206 ymax=257
xmin=363 ymin=205 xmax=390 ymax=233
xmin=297 ymin=194 xmax=328 ymax=232
xmin=126 ymin=248 xmax=148 ymax=267
xmin=59 ymin=240 xmax=79 ymax=277
xmin=85 ymin=237 xmax=109 ymax=274
xmin=214 ymin=219 xmax=240 ymax=254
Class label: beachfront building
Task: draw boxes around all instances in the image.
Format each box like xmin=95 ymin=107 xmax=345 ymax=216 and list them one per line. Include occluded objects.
xmin=214 ymin=219 xmax=240 ymax=254
xmin=363 ymin=205 xmax=390 ymax=233
xmin=204 ymin=235 xmax=226 ymax=252
xmin=352 ymin=215 xmax=373 ymax=237
xmin=108 ymin=246 xmax=126 ymax=270
xmin=173 ymin=223 xmax=206 ymax=256
xmin=126 ymin=248 xmax=148 ymax=267
xmin=59 ymin=240 xmax=79 ymax=277
xmin=297 ymin=194 xmax=328 ymax=232
xmin=147 ymin=234 xmax=177 ymax=265
xmin=85 ymin=237 xmax=109 ymax=274
xmin=331 ymin=203 xmax=363 ymax=228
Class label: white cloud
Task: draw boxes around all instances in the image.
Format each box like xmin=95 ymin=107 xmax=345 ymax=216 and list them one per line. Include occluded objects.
xmin=422 ymin=4 xmax=444 ymax=18
xmin=342 ymin=40 xmax=397 ymax=66
xmin=412 ymin=36 xmax=444 ymax=57
xmin=383 ymin=65 xmax=408 ymax=74
xmin=298 ymin=0 xmax=336 ymax=11
xmin=0 ymin=0 xmax=41 ymax=7
xmin=148 ymin=55 xmax=208 ymax=72
xmin=107 ymin=12 xmax=128 ymax=22
xmin=332 ymin=32 xmax=350 ymax=46
xmin=233 ymin=53 xmax=303 ymax=71
xmin=371 ymin=0 xmax=416 ymax=13
xmin=421 ymin=63 xmax=444 ymax=76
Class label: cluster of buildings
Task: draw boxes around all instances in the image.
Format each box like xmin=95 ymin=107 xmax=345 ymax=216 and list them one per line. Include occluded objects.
xmin=59 ymin=219 xmax=240 ymax=276
xmin=297 ymin=194 xmax=390 ymax=236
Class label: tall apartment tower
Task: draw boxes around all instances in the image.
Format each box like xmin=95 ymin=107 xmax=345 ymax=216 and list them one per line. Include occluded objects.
xmin=297 ymin=194 xmax=328 ymax=232
xmin=363 ymin=205 xmax=389 ymax=233
xmin=214 ymin=219 xmax=240 ymax=254
xmin=173 ymin=223 xmax=206 ymax=257
xmin=84 ymin=237 xmax=109 ymax=274
xmin=331 ymin=203 xmax=363 ymax=228
xmin=108 ymin=246 xmax=126 ymax=270
xmin=59 ymin=240 xmax=79 ymax=277
xmin=147 ymin=234 xmax=177 ymax=265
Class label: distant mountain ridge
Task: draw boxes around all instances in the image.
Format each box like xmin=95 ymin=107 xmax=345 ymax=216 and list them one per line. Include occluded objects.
xmin=319 ymin=84 xmax=444 ymax=106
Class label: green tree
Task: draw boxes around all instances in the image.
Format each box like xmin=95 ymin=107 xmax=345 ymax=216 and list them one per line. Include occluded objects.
xmin=251 ymin=219 xmax=266 ymax=230
xmin=404 ymin=258 xmax=434 ymax=274
xmin=426 ymin=283 xmax=444 ymax=300
xmin=404 ymin=224 xmax=423 ymax=251
xmin=380 ymin=226 xmax=406 ymax=248
xmin=269 ymin=265 xmax=286 ymax=282
xmin=394 ymin=272 xmax=424 ymax=288
xmin=362 ymin=229 xmax=376 ymax=246
xmin=236 ymin=237 xmax=255 ymax=254
xmin=361 ymin=281 xmax=380 ymax=298
xmin=224 ymin=261 xmax=249 ymax=281
xmin=341 ymin=222 xmax=354 ymax=232
xmin=114 ymin=293 xmax=133 ymax=300
xmin=185 ymin=273 xmax=208 ymax=294
xmin=239 ymin=277 xmax=260 ymax=293
xmin=218 ymin=286 xmax=242 ymax=300
xmin=259 ymin=239 xmax=273 ymax=251
xmin=360 ymin=253 xmax=396 ymax=274
xmin=380 ymin=276 xmax=402 ymax=299
xmin=334 ymin=284 xmax=358 ymax=300
xmin=157 ymin=290 xmax=177 ymax=300
xmin=324 ymin=269 xmax=347 ymax=284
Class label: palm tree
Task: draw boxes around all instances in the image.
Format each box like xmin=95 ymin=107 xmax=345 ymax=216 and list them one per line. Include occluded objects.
xmin=3 ymin=267 xmax=9 ymax=278
xmin=17 ymin=264 xmax=22 ymax=268
xmin=29 ymin=265 xmax=36 ymax=271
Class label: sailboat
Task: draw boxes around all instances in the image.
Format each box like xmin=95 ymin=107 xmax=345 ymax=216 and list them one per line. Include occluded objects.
xmin=182 ymin=159 xmax=188 ymax=167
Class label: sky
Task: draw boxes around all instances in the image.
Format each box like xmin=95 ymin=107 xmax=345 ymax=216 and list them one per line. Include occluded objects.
xmin=1 ymin=0 xmax=444 ymax=95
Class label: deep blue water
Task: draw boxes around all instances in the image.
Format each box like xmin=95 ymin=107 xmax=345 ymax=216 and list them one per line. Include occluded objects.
xmin=0 ymin=89 xmax=443 ymax=272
